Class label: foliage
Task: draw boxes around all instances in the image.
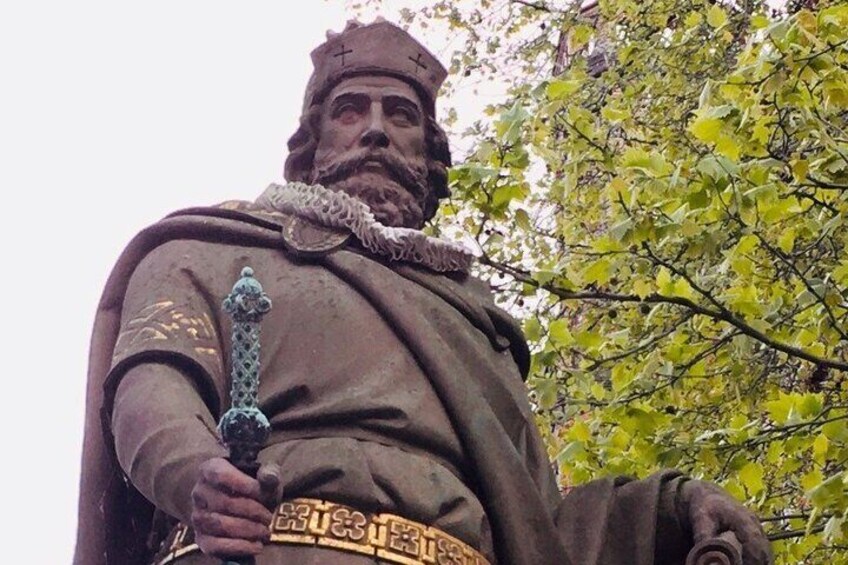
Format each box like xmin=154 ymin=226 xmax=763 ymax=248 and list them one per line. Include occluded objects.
xmin=362 ymin=0 xmax=848 ymax=562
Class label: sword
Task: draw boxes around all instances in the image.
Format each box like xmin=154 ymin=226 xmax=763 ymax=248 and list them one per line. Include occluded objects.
xmin=219 ymin=266 xmax=272 ymax=565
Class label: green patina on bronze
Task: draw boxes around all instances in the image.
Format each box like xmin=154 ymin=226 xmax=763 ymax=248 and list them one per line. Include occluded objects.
xmin=219 ymin=266 xmax=272 ymax=476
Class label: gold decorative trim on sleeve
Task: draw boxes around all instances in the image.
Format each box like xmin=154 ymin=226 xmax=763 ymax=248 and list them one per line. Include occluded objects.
xmin=114 ymin=301 xmax=219 ymax=360
xmin=154 ymin=497 xmax=490 ymax=565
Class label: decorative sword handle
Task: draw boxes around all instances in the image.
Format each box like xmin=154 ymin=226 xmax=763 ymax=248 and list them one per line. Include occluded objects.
xmin=219 ymin=267 xmax=272 ymax=565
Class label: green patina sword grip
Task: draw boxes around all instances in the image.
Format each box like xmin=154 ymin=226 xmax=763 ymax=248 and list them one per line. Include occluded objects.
xmin=219 ymin=267 xmax=272 ymax=565
xmin=219 ymin=266 xmax=272 ymax=472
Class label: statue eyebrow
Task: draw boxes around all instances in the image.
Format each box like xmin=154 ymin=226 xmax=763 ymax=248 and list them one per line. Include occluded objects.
xmin=383 ymin=94 xmax=421 ymax=115
xmin=329 ymin=92 xmax=370 ymax=114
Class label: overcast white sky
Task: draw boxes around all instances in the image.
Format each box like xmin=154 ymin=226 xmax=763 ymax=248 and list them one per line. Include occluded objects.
xmin=0 ymin=1 xmax=509 ymax=562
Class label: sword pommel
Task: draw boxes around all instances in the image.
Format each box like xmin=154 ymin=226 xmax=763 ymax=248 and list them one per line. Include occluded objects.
xmin=222 ymin=267 xmax=272 ymax=323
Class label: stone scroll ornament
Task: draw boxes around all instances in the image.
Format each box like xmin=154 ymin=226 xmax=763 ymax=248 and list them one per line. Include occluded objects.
xmin=686 ymin=531 xmax=743 ymax=565
xmin=218 ymin=267 xmax=272 ymax=565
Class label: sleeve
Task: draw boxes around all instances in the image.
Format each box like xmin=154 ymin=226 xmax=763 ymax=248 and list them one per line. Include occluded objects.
xmin=112 ymin=362 xmax=227 ymax=523
xmin=109 ymin=240 xmax=227 ymax=410
xmin=106 ymin=240 xmax=230 ymax=522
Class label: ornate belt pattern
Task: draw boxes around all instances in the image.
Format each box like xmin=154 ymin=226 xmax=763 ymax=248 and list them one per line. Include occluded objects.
xmin=154 ymin=497 xmax=491 ymax=565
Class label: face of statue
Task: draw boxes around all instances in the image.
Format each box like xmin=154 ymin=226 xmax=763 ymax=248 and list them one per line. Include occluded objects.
xmin=310 ymin=75 xmax=432 ymax=229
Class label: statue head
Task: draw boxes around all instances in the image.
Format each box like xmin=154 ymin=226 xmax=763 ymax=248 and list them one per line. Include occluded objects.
xmin=284 ymin=21 xmax=451 ymax=229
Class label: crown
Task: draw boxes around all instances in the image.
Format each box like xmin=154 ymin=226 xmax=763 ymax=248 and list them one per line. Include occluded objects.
xmin=304 ymin=20 xmax=447 ymax=116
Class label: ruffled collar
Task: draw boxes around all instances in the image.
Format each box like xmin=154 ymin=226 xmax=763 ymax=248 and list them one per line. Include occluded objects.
xmin=258 ymin=182 xmax=474 ymax=273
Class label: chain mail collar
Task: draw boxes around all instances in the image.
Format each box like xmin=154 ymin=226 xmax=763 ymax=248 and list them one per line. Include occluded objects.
xmin=258 ymin=182 xmax=474 ymax=273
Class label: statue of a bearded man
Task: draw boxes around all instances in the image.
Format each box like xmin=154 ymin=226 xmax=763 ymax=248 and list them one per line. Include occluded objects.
xmin=75 ymin=20 xmax=772 ymax=565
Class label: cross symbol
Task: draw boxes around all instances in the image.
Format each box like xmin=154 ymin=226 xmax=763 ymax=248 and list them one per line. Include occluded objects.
xmin=408 ymin=53 xmax=428 ymax=74
xmin=333 ymin=44 xmax=353 ymax=66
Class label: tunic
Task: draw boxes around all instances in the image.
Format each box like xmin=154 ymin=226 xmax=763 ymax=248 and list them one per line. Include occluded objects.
xmin=110 ymin=238 xmax=496 ymax=562
xmin=75 ymin=203 xmax=690 ymax=565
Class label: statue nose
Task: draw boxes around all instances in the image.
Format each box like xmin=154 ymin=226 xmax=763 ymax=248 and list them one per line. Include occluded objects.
xmin=360 ymin=127 xmax=390 ymax=148
xmin=360 ymin=106 xmax=390 ymax=148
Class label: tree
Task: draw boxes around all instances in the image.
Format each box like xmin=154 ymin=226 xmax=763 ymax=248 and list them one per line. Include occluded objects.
xmin=363 ymin=1 xmax=848 ymax=562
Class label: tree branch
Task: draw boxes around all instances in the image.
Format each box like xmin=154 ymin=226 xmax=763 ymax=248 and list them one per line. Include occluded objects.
xmin=768 ymin=524 xmax=825 ymax=541
xmin=478 ymin=254 xmax=848 ymax=372
xmin=509 ymin=0 xmax=552 ymax=12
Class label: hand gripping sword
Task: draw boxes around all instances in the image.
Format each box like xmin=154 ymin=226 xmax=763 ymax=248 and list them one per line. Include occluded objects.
xmin=219 ymin=267 xmax=272 ymax=565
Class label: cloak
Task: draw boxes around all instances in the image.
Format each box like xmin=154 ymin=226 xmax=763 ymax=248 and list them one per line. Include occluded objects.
xmin=75 ymin=204 xmax=687 ymax=565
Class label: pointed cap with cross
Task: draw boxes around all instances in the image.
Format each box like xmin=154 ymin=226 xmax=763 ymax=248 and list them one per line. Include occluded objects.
xmin=303 ymin=19 xmax=448 ymax=117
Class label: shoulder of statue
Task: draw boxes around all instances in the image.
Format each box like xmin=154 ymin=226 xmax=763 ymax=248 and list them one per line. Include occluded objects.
xmin=225 ymin=196 xmax=353 ymax=259
xmin=164 ymin=197 xmax=354 ymax=260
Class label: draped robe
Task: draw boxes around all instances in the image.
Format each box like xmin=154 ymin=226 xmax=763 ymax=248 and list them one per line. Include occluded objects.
xmin=75 ymin=203 xmax=689 ymax=565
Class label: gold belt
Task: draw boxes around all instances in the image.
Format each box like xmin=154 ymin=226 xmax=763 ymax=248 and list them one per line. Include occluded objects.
xmin=154 ymin=497 xmax=491 ymax=565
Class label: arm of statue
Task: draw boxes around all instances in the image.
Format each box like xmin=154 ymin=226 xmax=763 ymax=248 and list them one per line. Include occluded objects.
xmin=112 ymin=362 xmax=278 ymax=558
xmin=651 ymin=475 xmax=772 ymax=564
xmin=555 ymin=472 xmax=772 ymax=565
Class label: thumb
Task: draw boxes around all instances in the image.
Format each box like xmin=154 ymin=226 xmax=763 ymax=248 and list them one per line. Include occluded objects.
xmin=257 ymin=462 xmax=282 ymax=506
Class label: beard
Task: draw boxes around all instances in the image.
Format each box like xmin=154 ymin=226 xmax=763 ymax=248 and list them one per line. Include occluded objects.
xmin=310 ymin=148 xmax=431 ymax=229
xmin=325 ymin=174 xmax=425 ymax=228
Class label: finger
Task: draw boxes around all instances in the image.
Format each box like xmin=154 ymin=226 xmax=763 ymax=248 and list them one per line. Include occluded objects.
xmin=192 ymin=483 xmax=273 ymax=524
xmin=191 ymin=509 xmax=271 ymax=542
xmin=201 ymin=458 xmax=263 ymax=499
xmin=190 ymin=483 xmax=209 ymax=510
xmin=196 ymin=534 xmax=264 ymax=558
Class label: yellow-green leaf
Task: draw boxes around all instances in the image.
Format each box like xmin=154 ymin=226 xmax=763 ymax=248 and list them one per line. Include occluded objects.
xmin=583 ymin=259 xmax=613 ymax=285
xmin=707 ymin=5 xmax=727 ymax=28
xmin=671 ymin=278 xmax=696 ymax=300
xmin=570 ymin=420 xmax=592 ymax=442
xmin=549 ymin=319 xmax=574 ymax=347
xmin=576 ymin=331 xmax=603 ymax=350
xmin=716 ymin=134 xmax=740 ymax=161
xmin=690 ymin=117 xmax=723 ymax=143
xmin=801 ymin=468 xmax=823 ymax=492
xmin=778 ymin=229 xmax=795 ymax=253
xmin=739 ymin=462 xmax=765 ymax=495
xmin=685 ymin=11 xmax=703 ymax=28
xmin=813 ymin=434 xmax=829 ymax=464
xmin=751 ymin=13 xmax=769 ymax=29
xmin=547 ymin=79 xmax=581 ymax=100
xmin=656 ymin=267 xmax=673 ymax=294
xmin=633 ymin=279 xmax=653 ymax=299
xmin=590 ymin=382 xmax=606 ymax=400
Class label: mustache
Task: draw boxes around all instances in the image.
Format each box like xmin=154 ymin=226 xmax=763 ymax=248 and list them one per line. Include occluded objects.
xmin=311 ymin=148 xmax=429 ymax=197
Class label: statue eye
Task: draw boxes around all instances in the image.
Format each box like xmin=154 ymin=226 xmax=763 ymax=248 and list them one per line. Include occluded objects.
xmin=334 ymin=103 xmax=362 ymax=124
xmin=390 ymin=106 xmax=418 ymax=127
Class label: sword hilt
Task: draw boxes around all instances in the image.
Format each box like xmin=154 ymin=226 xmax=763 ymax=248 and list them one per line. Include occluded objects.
xmin=219 ymin=267 xmax=272 ymax=565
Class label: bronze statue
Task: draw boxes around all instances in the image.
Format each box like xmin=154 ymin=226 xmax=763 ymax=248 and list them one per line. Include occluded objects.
xmin=75 ymin=20 xmax=772 ymax=565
